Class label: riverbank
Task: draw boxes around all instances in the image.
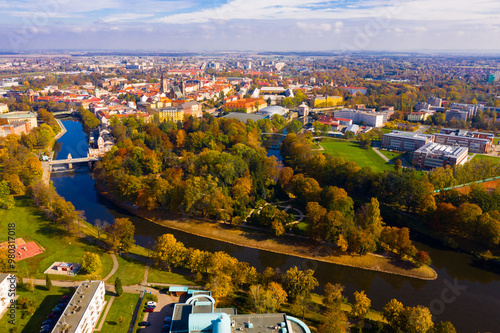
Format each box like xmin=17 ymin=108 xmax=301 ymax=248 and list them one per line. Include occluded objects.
xmin=97 ymin=187 xmax=437 ymax=281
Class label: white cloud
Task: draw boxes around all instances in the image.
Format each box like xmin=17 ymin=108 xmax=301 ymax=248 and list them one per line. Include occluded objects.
xmin=297 ymin=22 xmax=331 ymax=32
xmin=103 ymin=13 xmax=154 ymax=23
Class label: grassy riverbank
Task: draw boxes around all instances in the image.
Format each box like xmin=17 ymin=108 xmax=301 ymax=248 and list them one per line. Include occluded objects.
xmin=97 ymin=189 xmax=437 ymax=280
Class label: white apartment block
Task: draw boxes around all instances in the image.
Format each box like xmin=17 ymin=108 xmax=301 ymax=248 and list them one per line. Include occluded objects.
xmin=51 ymin=281 xmax=105 ymax=333
xmin=334 ymin=109 xmax=385 ymax=127
xmin=0 ymin=274 xmax=15 ymax=317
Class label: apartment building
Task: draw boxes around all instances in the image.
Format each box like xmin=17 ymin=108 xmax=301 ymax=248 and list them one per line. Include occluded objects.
xmin=412 ymin=142 xmax=469 ymax=169
xmin=51 ymin=281 xmax=105 ymax=333
xmin=159 ymin=107 xmax=184 ymax=123
xmin=0 ymin=111 xmax=38 ymax=129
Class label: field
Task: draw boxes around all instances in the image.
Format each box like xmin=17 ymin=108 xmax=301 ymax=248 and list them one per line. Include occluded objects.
xmin=0 ymin=286 xmax=72 ymax=332
xmin=473 ymin=154 xmax=500 ymax=162
xmin=319 ymin=140 xmax=393 ymax=172
xmin=378 ymin=149 xmax=407 ymax=163
xmin=0 ymin=197 xmax=114 ymax=280
xmin=147 ymin=268 xmax=195 ymax=285
xmin=99 ymin=293 xmax=140 ymax=333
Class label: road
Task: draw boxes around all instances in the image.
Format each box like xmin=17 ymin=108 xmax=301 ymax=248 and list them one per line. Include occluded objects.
xmin=415 ymin=125 xmax=430 ymax=133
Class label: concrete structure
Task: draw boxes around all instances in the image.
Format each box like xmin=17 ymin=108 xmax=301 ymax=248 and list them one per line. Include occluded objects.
xmin=382 ymin=131 xmax=434 ymax=151
xmin=342 ymin=86 xmax=367 ymax=95
xmin=334 ymin=109 xmax=385 ymax=127
xmin=159 ymin=107 xmax=184 ymax=123
xmin=449 ymin=103 xmax=479 ymax=118
xmin=428 ymin=97 xmax=443 ymax=107
xmin=221 ymin=112 xmax=267 ymax=123
xmin=434 ymin=128 xmax=493 ymax=153
xmin=297 ymin=102 xmax=309 ymax=117
xmin=51 ymin=281 xmax=105 ymax=333
xmin=408 ymin=111 xmax=430 ymax=122
xmin=0 ymin=111 xmax=37 ymax=129
xmin=256 ymin=105 xmax=288 ymax=117
xmin=170 ymin=293 xmax=310 ymax=333
xmin=0 ymin=122 xmax=30 ymax=137
xmin=412 ymin=142 xmax=468 ymax=169
xmin=0 ymin=274 xmax=15 ymax=318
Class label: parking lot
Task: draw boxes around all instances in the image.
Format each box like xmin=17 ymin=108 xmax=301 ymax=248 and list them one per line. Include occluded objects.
xmin=141 ymin=290 xmax=175 ymax=332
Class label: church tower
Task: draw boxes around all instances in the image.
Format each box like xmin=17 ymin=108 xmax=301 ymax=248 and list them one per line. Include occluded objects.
xmin=160 ymin=71 xmax=168 ymax=94
xmin=181 ymin=77 xmax=185 ymax=96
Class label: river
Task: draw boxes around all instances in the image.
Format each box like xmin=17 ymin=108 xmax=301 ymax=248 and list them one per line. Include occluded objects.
xmin=51 ymin=120 xmax=500 ymax=332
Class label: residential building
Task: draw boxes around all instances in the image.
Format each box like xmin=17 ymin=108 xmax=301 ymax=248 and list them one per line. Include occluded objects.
xmin=0 ymin=274 xmax=15 ymax=317
xmin=0 ymin=111 xmax=38 ymax=129
xmin=412 ymin=142 xmax=468 ymax=169
xmin=382 ymin=131 xmax=434 ymax=151
xmin=177 ymin=101 xmax=202 ymax=118
xmin=334 ymin=109 xmax=385 ymax=127
xmin=159 ymin=107 xmax=184 ymax=123
xmin=169 ymin=291 xmax=310 ymax=333
xmin=449 ymin=103 xmax=480 ymax=118
xmin=445 ymin=110 xmax=469 ymax=122
xmin=0 ymin=122 xmax=30 ymax=137
xmin=51 ymin=281 xmax=105 ymax=333
xmin=408 ymin=111 xmax=431 ymax=122
xmin=434 ymin=129 xmax=493 ymax=153
xmin=223 ymin=98 xmax=267 ymax=113
xmin=309 ymin=95 xmax=343 ymax=108
xmin=428 ymin=97 xmax=443 ymax=107
xmin=0 ymin=103 xmax=8 ymax=114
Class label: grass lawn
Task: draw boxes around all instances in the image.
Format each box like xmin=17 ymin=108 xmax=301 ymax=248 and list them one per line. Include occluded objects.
xmin=494 ymin=138 xmax=500 ymax=145
xmin=0 ymin=286 xmax=72 ymax=332
xmin=147 ymin=268 xmax=195 ymax=285
xmin=378 ymin=149 xmax=406 ymax=163
xmin=112 ymin=255 xmax=146 ymax=286
xmin=473 ymin=154 xmax=500 ymax=162
xmin=99 ymin=293 xmax=140 ymax=333
xmin=319 ymin=140 xmax=393 ymax=172
xmin=0 ymin=197 xmax=114 ymax=281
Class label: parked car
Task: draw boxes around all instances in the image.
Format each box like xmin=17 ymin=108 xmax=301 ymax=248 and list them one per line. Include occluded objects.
xmin=138 ymin=321 xmax=151 ymax=327
xmin=164 ymin=316 xmax=172 ymax=322
xmin=47 ymin=313 xmax=57 ymax=319
xmin=144 ymin=307 xmax=154 ymax=312
xmin=146 ymin=301 xmax=157 ymax=307
xmin=61 ymin=295 xmax=70 ymax=300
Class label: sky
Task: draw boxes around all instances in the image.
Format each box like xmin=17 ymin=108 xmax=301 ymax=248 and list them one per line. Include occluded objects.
xmin=1 ymin=0 xmax=500 ymax=52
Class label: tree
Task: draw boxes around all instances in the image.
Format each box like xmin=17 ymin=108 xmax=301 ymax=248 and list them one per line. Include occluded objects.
xmin=105 ymin=218 xmax=135 ymax=252
xmin=383 ymin=298 xmax=404 ymax=331
xmin=45 ymin=274 xmax=52 ymax=291
xmin=319 ymin=307 xmax=348 ymax=333
xmin=81 ymin=252 xmax=102 ymax=275
xmin=288 ymin=120 xmax=303 ymax=134
xmin=415 ymin=251 xmax=431 ymax=267
xmin=394 ymin=159 xmax=402 ymax=173
xmin=403 ymin=305 xmax=434 ymax=333
xmin=94 ymin=219 xmax=109 ymax=239
xmin=306 ymin=202 xmax=327 ymax=240
xmin=115 ymin=277 xmax=123 ymax=296
xmin=350 ymin=290 xmax=371 ymax=325
xmin=208 ymin=273 xmax=233 ymax=299
xmin=355 ymin=197 xmax=384 ymax=241
xmin=282 ymin=266 xmax=318 ymax=301
xmin=432 ymin=321 xmax=457 ymax=333
xmin=153 ymin=233 xmax=186 ymax=271
xmin=323 ymin=283 xmax=344 ymax=309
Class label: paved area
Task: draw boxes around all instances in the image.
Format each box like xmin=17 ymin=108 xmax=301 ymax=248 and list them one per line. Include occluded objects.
xmin=43 ymin=262 xmax=81 ymax=276
xmin=142 ymin=290 xmax=175 ymax=333
xmin=416 ymin=125 xmax=430 ymax=133
xmin=142 ymin=265 xmax=150 ymax=286
xmin=103 ymin=253 xmax=119 ymax=282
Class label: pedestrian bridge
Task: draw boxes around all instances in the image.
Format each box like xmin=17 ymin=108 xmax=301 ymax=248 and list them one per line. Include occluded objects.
xmin=48 ymin=154 xmax=101 ymax=172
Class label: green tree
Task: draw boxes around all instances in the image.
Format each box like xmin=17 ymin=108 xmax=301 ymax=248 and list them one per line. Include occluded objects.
xmin=323 ymin=283 xmax=344 ymax=309
xmin=81 ymin=252 xmax=102 ymax=275
xmin=403 ymin=305 xmax=434 ymax=333
xmin=115 ymin=277 xmax=123 ymax=296
xmin=355 ymin=197 xmax=384 ymax=241
xmin=431 ymin=321 xmax=457 ymax=333
xmin=45 ymin=274 xmax=52 ymax=291
xmin=319 ymin=307 xmax=348 ymax=333
xmin=394 ymin=159 xmax=402 ymax=173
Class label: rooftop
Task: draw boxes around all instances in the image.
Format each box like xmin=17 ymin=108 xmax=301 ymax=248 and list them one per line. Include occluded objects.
xmin=415 ymin=142 xmax=468 ymax=157
xmin=385 ymin=130 xmax=434 ymax=139
xmin=51 ymin=281 xmax=103 ymax=333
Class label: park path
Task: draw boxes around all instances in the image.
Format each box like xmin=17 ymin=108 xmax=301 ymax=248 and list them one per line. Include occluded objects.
xmin=103 ymin=253 xmax=119 ymax=282
xmin=372 ymin=147 xmax=391 ymax=163
xmin=142 ymin=265 xmax=150 ymax=286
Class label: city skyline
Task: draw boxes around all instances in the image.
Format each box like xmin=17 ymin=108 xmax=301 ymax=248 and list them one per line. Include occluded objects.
xmin=1 ymin=0 xmax=500 ymax=52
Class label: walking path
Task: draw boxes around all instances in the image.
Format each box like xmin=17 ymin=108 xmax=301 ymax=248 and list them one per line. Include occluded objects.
xmin=142 ymin=265 xmax=150 ymax=286
xmin=103 ymin=253 xmax=119 ymax=282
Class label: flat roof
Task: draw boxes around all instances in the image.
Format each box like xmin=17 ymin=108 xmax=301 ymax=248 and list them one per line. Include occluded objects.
xmin=171 ymin=304 xmax=193 ymax=333
xmin=221 ymin=112 xmax=267 ymax=123
xmin=170 ymin=286 xmax=189 ymax=292
xmin=231 ymin=314 xmax=290 ymax=333
xmin=51 ymin=281 xmax=103 ymax=333
xmin=384 ymin=130 xmax=434 ymax=140
xmin=415 ymin=142 xmax=468 ymax=157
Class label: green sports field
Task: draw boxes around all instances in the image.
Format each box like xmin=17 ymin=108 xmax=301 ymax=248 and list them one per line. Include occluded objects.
xmin=319 ymin=141 xmax=393 ymax=172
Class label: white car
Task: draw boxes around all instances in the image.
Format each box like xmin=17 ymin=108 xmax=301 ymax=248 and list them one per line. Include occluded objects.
xmin=147 ymin=301 xmax=157 ymax=307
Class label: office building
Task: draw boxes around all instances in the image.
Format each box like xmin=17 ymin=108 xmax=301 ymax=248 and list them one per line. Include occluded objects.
xmin=434 ymin=129 xmax=493 ymax=153
xmin=382 ymin=131 xmax=434 ymax=151
xmin=412 ymin=142 xmax=468 ymax=169
xmin=334 ymin=109 xmax=385 ymax=127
